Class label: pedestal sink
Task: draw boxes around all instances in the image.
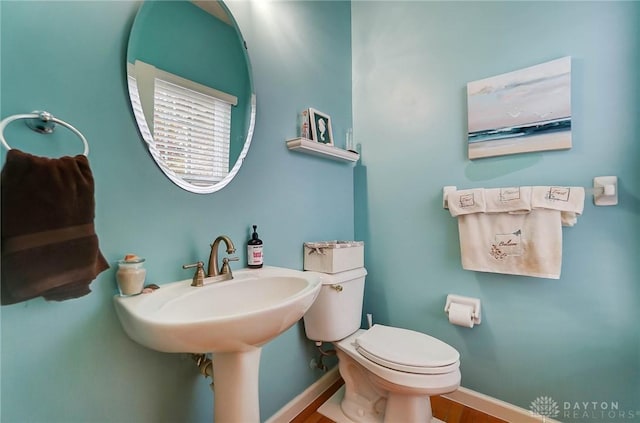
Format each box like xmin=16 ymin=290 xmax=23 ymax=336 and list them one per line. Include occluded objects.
xmin=113 ymin=266 xmax=321 ymax=423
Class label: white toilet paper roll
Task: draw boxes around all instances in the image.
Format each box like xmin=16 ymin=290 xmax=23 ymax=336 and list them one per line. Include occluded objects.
xmin=448 ymin=302 xmax=474 ymax=328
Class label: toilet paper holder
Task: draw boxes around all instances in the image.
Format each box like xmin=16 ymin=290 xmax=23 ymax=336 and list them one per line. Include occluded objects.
xmin=445 ymin=294 xmax=481 ymax=325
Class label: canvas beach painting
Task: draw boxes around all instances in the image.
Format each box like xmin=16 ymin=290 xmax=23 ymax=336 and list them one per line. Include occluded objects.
xmin=467 ymin=57 xmax=572 ymax=159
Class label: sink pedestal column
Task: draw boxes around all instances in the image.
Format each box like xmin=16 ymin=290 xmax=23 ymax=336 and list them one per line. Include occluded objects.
xmin=212 ymin=348 xmax=262 ymax=423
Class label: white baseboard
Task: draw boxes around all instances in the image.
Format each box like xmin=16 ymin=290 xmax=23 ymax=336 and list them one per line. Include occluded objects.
xmin=265 ymin=366 xmax=341 ymax=423
xmin=442 ymin=387 xmax=561 ymax=423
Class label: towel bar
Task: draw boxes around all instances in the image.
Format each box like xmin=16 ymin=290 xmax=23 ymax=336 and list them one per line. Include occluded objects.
xmin=443 ymin=182 xmax=618 ymax=209
xmin=0 ymin=111 xmax=89 ymax=156
xmin=443 ymin=186 xmax=457 ymax=209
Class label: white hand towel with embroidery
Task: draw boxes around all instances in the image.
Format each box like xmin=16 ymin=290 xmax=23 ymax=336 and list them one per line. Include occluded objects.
xmin=531 ymin=186 xmax=585 ymax=227
xmin=484 ymin=186 xmax=532 ymax=214
xmin=449 ymin=186 xmax=584 ymax=279
xmin=447 ymin=188 xmax=486 ymax=216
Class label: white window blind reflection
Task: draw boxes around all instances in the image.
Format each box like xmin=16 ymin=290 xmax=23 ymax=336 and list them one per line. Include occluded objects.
xmin=153 ymin=78 xmax=232 ymax=186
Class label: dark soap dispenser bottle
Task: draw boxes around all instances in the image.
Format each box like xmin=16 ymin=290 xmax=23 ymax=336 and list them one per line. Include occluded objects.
xmin=247 ymin=225 xmax=263 ymax=269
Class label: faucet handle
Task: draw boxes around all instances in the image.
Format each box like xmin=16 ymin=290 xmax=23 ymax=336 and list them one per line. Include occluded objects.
xmin=183 ymin=261 xmax=205 ymax=287
xmin=220 ymin=257 xmax=239 ymax=275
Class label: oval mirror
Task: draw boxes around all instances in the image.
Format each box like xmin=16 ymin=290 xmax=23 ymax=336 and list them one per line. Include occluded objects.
xmin=126 ymin=0 xmax=255 ymax=194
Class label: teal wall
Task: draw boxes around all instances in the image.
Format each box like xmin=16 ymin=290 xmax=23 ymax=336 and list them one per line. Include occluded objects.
xmin=3 ymin=0 xmax=639 ymax=421
xmin=0 ymin=1 xmax=352 ymax=422
xmin=352 ymin=0 xmax=640 ymax=419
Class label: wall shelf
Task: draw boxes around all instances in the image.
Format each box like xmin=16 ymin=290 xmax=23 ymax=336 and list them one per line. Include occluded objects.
xmin=286 ymin=137 xmax=359 ymax=163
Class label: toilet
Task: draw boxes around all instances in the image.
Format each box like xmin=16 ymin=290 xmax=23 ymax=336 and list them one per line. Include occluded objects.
xmin=303 ymin=267 xmax=461 ymax=423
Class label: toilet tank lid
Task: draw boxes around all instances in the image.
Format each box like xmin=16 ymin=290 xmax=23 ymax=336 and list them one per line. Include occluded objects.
xmin=310 ymin=267 xmax=367 ymax=285
xmin=304 ymin=240 xmax=364 ymax=249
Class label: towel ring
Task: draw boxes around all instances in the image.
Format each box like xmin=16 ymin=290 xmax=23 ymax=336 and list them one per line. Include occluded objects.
xmin=0 ymin=111 xmax=89 ymax=156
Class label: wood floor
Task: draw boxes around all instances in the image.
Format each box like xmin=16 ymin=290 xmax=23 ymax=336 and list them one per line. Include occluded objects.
xmin=430 ymin=396 xmax=508 ymax=423
xmin=291 ymin=379 xmax=508 ymax=423
xmin=290 ymin=378 xmax=343 ymax=423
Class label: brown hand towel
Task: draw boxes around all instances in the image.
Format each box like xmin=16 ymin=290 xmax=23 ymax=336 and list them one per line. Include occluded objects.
xmin=1 ymin=149 xmax=109 ymax=305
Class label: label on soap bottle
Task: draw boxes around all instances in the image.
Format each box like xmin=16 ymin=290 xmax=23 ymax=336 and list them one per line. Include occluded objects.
xmin=247 ymin=245 xmax=263 ymax=267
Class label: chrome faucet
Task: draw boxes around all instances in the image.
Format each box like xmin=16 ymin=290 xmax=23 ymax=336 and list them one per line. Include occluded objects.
xmin=208 ymin=235 xmax=238 ymax=278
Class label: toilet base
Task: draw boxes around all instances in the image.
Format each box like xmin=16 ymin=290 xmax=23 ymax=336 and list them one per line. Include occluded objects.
xmin=318 ymin=386 xmax=445 ymax=423
xmin=331 ymin=330 xmax=460 ymax=423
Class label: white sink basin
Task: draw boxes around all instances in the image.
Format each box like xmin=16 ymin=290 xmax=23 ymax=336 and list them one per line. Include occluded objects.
xmin=114 ymin=266 xmax=321 ymax=353
xmin=114 ymin=265 xmax=322 ymax=422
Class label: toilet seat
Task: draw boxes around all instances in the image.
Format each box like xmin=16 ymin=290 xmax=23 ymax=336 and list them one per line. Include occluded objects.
xmin=355 ymin=324 xmax=460 ymax=375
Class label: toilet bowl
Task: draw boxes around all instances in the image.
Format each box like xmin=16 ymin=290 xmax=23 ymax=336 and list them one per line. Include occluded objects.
xmin=303 ymin=267 xmax=461 ymax=423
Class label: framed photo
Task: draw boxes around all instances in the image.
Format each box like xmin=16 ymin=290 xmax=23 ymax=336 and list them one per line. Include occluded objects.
xmin=309 ymin=108 xmax=333 ymax=146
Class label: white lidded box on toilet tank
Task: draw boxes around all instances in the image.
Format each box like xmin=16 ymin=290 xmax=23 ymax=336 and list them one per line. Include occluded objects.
xmin=303 ymin=241 xmax=364 ymax=274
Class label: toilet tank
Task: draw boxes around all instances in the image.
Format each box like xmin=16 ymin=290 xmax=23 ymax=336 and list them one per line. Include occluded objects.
xmin=303 ymin=267 xmax=367 ymax=342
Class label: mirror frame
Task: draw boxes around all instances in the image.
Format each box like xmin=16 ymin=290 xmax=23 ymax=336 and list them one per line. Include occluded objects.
xmin=126 ymin=0 xmax=256 ymax=194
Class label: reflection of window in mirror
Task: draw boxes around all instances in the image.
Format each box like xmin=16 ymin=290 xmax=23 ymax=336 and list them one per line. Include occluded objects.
xmin=128 ymin=60 xmax=238 ymax=186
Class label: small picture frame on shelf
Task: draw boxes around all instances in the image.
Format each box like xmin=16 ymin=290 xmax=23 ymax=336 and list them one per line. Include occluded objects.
xmin=309 ymin=108 xmax=333 ymax=146
xmin=299 ymin=109 xmax=310 ymax=139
